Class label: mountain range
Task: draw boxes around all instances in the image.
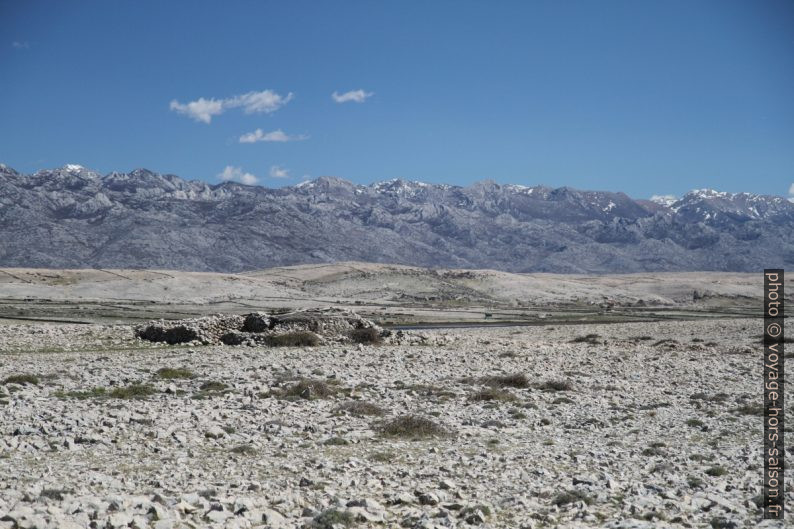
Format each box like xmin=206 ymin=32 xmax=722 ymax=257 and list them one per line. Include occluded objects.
xmin=1 ymin=163 xmax=792 ymax=273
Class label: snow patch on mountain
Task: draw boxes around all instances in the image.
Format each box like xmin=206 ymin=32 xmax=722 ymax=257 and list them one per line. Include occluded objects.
xmin=2 ymin=163 xmax=793 ymax=273
xmin=650 ymin=194 xmax=678 ymax=207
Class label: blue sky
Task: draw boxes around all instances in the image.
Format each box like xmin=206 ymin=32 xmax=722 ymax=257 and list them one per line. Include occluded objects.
xmin=1 ymin=0 xmax=793 ymax=200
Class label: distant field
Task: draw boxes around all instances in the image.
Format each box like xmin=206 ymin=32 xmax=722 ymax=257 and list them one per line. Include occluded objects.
xmin=0 ymin=263 xmax=776 ymax=325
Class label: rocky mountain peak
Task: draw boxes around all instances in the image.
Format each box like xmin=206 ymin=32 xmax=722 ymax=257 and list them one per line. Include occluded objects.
xmin=0 ymin=163 xmax=791 ymax=273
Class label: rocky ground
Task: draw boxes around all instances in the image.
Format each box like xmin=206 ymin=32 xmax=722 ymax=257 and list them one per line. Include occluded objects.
xmin=0 ymin=316 xmax=791 ymax=528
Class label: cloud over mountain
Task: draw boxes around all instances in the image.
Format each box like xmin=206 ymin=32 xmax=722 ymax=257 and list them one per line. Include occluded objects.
xmin=217 ymin=165 xmax=259 ymax=185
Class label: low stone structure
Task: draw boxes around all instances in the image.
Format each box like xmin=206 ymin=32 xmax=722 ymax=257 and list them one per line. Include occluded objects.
xmin=135 ymin=308 xmax=387 ymax=346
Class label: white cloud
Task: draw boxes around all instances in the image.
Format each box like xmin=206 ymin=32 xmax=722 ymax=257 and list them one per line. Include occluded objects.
xmin=239 ymin=128 xmax=308 ymax=143
xmin=227 ymin=90 xmax=293 ymax=114
xmin=170 ymin=90 xmax=293 ymax=123
xmin=12 ymin=41 xmax=29 ymax=49
xmin=169 ymin=98 xmax=224 ymax=124
xmin=217 ymin=165 xmax=259 ymax=186
xmin=789 ymin=183 xmax=794 ymax=202
xmin=269 ymin=165 xmax=290 ymax=179
xmin=332 ymin=89 xmax=374 ymax=103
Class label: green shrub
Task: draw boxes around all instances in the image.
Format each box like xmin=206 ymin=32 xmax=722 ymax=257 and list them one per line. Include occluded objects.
xmin=108 ymin=384 xmax=156 ymax=399
xmin=156 ymin=367 xmax=194 ymax=379
xmin=199 ymin=381 xmax=228 ymax=392
xmin=705 ymin=466 xmax=727 ymax=477
xmin=2 ymin=374 xmax=39 ymax=385
xmin=369 ymin=450 xmax=395 ymax=462
xmin=312 ymin=509 xmax=355 ymax=529
xmin=350 ymin=327 xmax=382 ymax=344
xmin=687 ymin=476 xmax=704 ymax=488
xmin=552 ymin=490 xmax=592 ymax=506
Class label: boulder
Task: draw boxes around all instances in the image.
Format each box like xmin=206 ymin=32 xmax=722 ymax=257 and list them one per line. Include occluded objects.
xmin=242 ymin=312 xmax=271 ymax=333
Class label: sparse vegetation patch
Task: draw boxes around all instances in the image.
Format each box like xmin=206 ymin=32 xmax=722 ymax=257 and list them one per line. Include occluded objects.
xmin=368 ymin=450 xmax=395 ymax=462
xmin=199 ymin=381 xmax=228 ymax=392
xmin=230 ymin=445 xmax=257 ymax=456
xmin=705 ymin=466 xmax=727 ymax=477
xmin=539 ymin=379 xmax=573 ymax=392
xmin=734 ymin=403 xmax=763 ymax=416
xmin=334 ymin=400 xmax=386 ymax=416
xmin=53 ymin=387 xmax=107 ymax=400
xmin=282 ymin=378 xmax=338 ymax=400
xmin=3 ymin=374 xmax=40 ymax=386
xmin=690 ymin=392 xmax=729 ymax=403
xmin=350 ymin=327 xmax=382 ymax=344
xmin=570 ymin=334 xmax=601 ymax=345
xmin=108 ymin=384 xmax=157 ymax=399
xmin=400 ymin=383 xmax=456 ymax=399
xmin=312 ymin=509 xmax=356 ymax=529
xmin=653 ymin=339 xmax=679 ymax=347
xmin=481 ymin=373 xmax=529 ymax=388
xmin=156 ymin=367 xmax=194 ymax=379
xmin=323 ymin=436 xmax=350 ymax=446
xmin=378 ymin=414 xmax=452 ymax=438
xmin=470 ymin=388 xmax=516 ymax=402
xmin=552 ymin=490 xmax=593 ymax=506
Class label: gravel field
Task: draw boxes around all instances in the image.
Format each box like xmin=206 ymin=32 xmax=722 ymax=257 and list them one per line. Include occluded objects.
xmin=0 ymin=317 xmax=790 ymax=528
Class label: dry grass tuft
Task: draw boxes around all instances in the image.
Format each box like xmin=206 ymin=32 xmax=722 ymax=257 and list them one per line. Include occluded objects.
xmin=470 ymin=388 xmax=516 ymax=402
xmin=282 ymin=378 xmax=338 ymax=400
xmin=570 ymin=334 xmax=601 ymax=345
xmin=538 ymin=379 xmax=574 ymax=392
xmin=199 ymin=381 xmax=228 ymax=392
xmin=378 ymin=414 xmax=452 ymax=438
xmin=230 ymin=444 xmax=257 ymax=456
xmin=334 ymin=400 xmax=386 ymax=416
xmin=481 ymin=373 xmax=529 ymax=389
